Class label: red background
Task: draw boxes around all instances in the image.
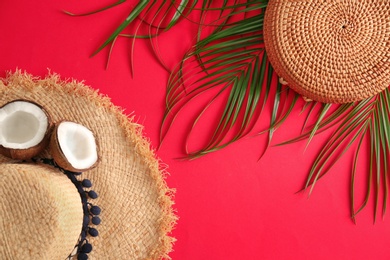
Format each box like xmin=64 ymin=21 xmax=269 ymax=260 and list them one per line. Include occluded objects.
xmin=1 ymin=1 xmax=390 ymax=259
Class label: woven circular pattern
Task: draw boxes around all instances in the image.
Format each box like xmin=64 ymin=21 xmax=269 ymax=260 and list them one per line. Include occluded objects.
xmin=0 ymin=164 xmax=83 ymax=259
xmin=0 ymin=71 xmax=176 ymax=259
xmin=264 ymin=0 xmax=390 ymax=103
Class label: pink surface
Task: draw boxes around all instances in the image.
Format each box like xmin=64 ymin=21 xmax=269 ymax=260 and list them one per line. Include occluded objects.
xmin=1 ymin=1 xmax=390 ymax=259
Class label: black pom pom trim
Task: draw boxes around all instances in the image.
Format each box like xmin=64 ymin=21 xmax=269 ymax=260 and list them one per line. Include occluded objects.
xmin=90 ymin=205 xmax=101 ymax=216
xmin=82 ymin=179 xmax=92 ymax=188
xmin=88 ymin=227 xmax=99 ymax=237
xmin=81 ymin=243 xmax=93 ymax=253
xmin=77 ymin=252 xmax=88 ymax=260
xmin=91 ymin=216 xmax=101 ymax=225
xmin=35 ymin=158 xmax=101 ymax=260
xmin=88 ymin=190 xmax=98 ymax=199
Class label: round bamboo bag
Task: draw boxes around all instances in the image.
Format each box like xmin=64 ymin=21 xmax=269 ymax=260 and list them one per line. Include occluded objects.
xmin=264 ymin=0 xmax=390 ymax=103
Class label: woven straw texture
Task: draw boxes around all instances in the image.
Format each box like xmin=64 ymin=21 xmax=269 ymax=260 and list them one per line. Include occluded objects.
xmin=264 ymin=0 xmax=390 ymax=104
xmin=0 ymin=71 xmax=176 ymax=259
xmin=0 ymin=164 xmax=83 ymax=259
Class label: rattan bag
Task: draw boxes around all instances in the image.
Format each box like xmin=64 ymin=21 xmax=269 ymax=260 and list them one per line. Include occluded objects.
xmin=264 ymin=0 xmax=390 ymax=103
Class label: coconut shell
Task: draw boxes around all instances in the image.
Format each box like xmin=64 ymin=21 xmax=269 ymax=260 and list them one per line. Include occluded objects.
xmin=0 ymin=99 xmax=53 ymax=160
xmin=50 ymin=121 xmax=99 ymax=172
xmin=0 ymin=138 xmax=50 ymax=160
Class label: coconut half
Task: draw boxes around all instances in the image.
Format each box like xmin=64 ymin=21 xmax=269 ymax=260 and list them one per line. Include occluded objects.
xmin=50 ymin=121 xmax=99 ymax=172
xmin=0 ymin=100 xmax=52 ymax=160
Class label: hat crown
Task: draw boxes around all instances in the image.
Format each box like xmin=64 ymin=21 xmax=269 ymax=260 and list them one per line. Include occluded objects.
xmin=0 ymin=163 xmax=83 ymax=259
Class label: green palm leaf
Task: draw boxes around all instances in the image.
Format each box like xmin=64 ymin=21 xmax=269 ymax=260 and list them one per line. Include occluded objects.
xmin=284 ymin=90 xmax=390 ymax=221
xmin=68 ymin=0 xmax=390 ymax=220
xmin=160 ymin=5 xmax=274 ymax=158
xmin=63 ymin=0 xmax=126 ymax=16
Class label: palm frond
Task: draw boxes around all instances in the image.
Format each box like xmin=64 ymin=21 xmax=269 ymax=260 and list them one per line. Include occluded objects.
xmin=67 ymin=0 xmax=390 ymax=220
xmin=159 ymin=4 xmax=275 ymax=158
xmin=91 ymin=0 xmax=151 ymax=57
xmin=284 ymin=89 xmax=390 ymax=221
xmin=63 ymin=0 xmax=126 ymax=16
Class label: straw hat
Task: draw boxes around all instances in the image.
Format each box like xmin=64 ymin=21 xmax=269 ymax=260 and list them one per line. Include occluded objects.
xmin=0 ymin=71 xmax=176 ymax=259
xmin=264 ymin=0 xmax=390 ymax=103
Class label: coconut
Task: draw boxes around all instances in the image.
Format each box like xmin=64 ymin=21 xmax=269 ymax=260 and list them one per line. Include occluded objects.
xmin=50 ymin=121 xmax=99 ymax=172
xmin=0 ymin=100 xmax=52 ymax=160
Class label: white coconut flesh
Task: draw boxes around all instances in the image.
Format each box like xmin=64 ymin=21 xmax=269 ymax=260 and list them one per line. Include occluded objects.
xmin=0 ymin=101 xmax=48 ymax=149
xmin=57 ymin=121 xmax=98 ymax=170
